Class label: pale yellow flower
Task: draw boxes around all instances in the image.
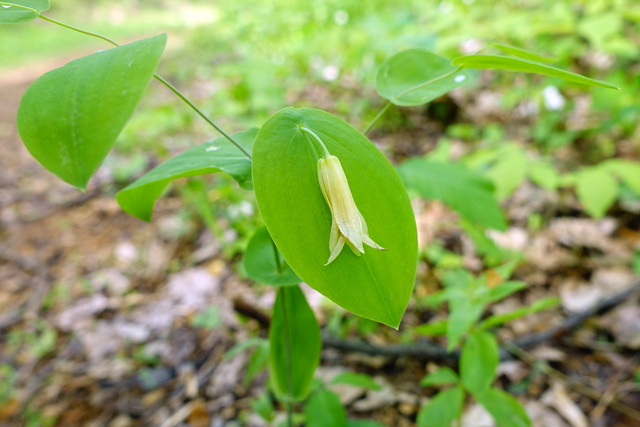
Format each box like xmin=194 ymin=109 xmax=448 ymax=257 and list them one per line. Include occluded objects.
xmin=317 ymin=155 xmax=386 ymax=265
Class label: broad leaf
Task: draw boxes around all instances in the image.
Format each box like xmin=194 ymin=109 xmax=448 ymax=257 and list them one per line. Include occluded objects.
xmin=18 ymin=34 xmax=167 ymax=189
xmin=416 ymin=386 xmax=465 ymax=427
xmin=420 ymin=367 xmax=459 ymax=387
xmin=575 ymin=168 xmax=618 ymax=218
xmin=269 ymin=285 xmax=321 ymax=402
xmin=602 ymin=159 xmax=640 ymax=194
xmin=528 ymin=161 xmax=559 ymax=190
xmin=0 ymin=0 xmax=49 ymax=24
xmin=244 ymin=226 xmax=301 ymax=286
xmin=253 ymin=108 xmax=417 ymax=328
xmin=117 ymin=129 xmax=255 ymax=221
xmin=460 ymin=330 xmax=499 ymax=395
xmin=490 ymin=43 xmax=557 ymax=63
xmin=414 ymin=319 xmax=448 ymax=337
xmin=443 ymin=271 xmax=486 ymax=350
xmin=304 ymin=389 xmax=347 ymax=427
xmin=376 ymin=49 xmax=468 ymax=106
xmin=483 ymin=281 xmax=526 ymax=303
xmin=452 ymin=54 xmax=619 ymax=89
xmin=398 ymin=159 xmax=506 ymax=231
xmin=475 ymin=388 xmax=532 ymax=427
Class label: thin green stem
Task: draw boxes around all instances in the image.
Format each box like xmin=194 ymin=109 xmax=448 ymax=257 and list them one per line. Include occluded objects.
xmin=38 ymin=14 xmax=120 ymax=46
xmin=36 ymin=14 xmax=251 ymax=159
xmin=362 ymin=101 xmax=391 ymax=135
xmin=270 ymin=235 xmax=284 ymax=274
xmin=395 ymin=66 xmax=464 ymax=99
xmin=300 ymin=127 xmax=330 ymax=158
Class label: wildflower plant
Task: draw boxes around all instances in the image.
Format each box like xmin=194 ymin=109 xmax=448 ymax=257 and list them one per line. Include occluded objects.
xmin=1 ymin=1 xmax=621 ymax=425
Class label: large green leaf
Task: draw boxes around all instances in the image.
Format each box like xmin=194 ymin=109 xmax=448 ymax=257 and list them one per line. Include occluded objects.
xmin=0 ymin=1 xmax=49 ymax=24
xmin=460 ymin=330 xmax=499 ymax=395
xmin=475 ymin=388 xmax=532 ymax=427
xmin=17 ymin=34 xmax=167 ymax=189
xmin=243 ymin=226 xmax=301 ymax=286
xmin=376 ymin=49 xmax=468 ymax=106
xmin=398 ymin=159 xmax=506 ymax=231
xmin=269 ymin=285 xmax=321 ymax=402
xmin=116 ymin=129 xmax=255 ymax=221
xmin=253 ymin=108 xmax=417 ymax=328
xmin=416 ymin=386 xmax=465 ymax=427
xmin=452 ymin=54 xmax=619 ymax=89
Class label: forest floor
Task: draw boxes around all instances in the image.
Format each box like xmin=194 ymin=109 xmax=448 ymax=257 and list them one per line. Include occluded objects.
xmin=1 ymin=54 xmax=640 ymax=427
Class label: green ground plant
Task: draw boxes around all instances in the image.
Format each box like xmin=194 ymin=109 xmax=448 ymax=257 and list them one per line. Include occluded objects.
xmin=1 ymin=1 xmax=629 ymax=426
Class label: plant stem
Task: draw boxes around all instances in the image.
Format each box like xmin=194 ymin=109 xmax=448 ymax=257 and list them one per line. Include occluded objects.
xmin=36 ymin=14 xmax=251 ymax=159
xmin=362 ymin=101 xmax=391 ymax=135
xmin=300 ymin=127 xmax=330 ymax=158
xmin=270 ymin=234 xmax=284 ymax=274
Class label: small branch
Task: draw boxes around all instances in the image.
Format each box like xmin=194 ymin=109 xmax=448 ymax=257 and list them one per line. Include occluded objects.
xmin=362 ymin=102 xmax=391 ymax=135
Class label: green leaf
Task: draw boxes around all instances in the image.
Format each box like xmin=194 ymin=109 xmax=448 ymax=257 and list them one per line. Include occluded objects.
xmin=329 ymin=372 xmax=381 ymax=390
xmin=245 ymin=340 xmax=269 ymax=386
xmin=414 ymin=319 xmax=448 ymax=337
xmin=304 ymin=389 xmax=347 ymax=427
xmin=452 ymin=54 xmax=620 ymax=90
xmin=243 ymin=226 xmax=301 ymax=286
xmin=269 ymin=285 xmax=321 ymax=402
xmin=416 ymin=386 xmax=465 ymax=427
xmin=117 ymin=129 xmax=255 ymax=221
xmin=443 ymin=270 xmax=487 ymax=351
xmin=528 ymin=161 xmax=559 ymax=190
xmin=17 ymin=35 xmax=167 ymax=190
xmin=253 ymin=108 xmax=417 ymax=328
xmin=346 ymin=421 xmax=386 ymax=427
xmin=479 ymin=297 xmax=560 ymax=329
xmin=490 ymin=43 xmax=557 ymax=63
xmin=475 ymin=388 xmax=532 ymax=427
xmin=376 ymin=49 xmax=468 ymax=107
xmin=602 ymin=159 xmax=640 ymax=194
xmin=460 ymin=330 xmax=499 ymax=395
xmin=483 ymin=281 xmax=526 ymax=304
xmin=420 ymin=367 xmax=459 ymax=387
xmin=486 ymin=146 xmax=528 ymax=199
xmin=398 ymin=159 xmax=506 ymax=231
xmin=0 ymin=0 xmax=49 ymax=24
xmin=224 ymin=337 xmax=266 ymax=360
xmin=250 ymin=393 xmax=276 ymax=423
xmin=575 ymin=168 xmax=618 ymax=218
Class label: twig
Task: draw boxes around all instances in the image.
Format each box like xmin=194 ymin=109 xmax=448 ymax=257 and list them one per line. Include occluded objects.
xmin=505 ymin=343 xmax=640 ymax=422
xmin=321 ymin=281 xmax=640 ymax=361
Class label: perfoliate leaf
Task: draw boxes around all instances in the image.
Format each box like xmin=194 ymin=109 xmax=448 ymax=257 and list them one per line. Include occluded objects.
xmin=460 ymin=330 xmax=499 ymax=395
xmin=18 ymin=34 xmax=167 ymax=189
xmin=452 ymin=54 xmax=620 ymax=89
xmin=398 ymin=159 xmax=506 ymax=231
xmin=376 ymin=49 xmax=468 ymax=106
xmin=269 ymin=285 xmax=320 ymax=402
xmin=0 ymin=0 xmax=49 ymax=24
xmin=253 ymin=108 xmax=417 ymax=328
xmin=117 ymin=129 xmax=255 ymax=221
xmin=244 ymin=226 xmax=301 ymax=286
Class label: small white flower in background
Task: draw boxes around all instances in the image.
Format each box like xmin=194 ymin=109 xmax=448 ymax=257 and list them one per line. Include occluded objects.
xmin=542 ymin=85 xmax=565 ymax=111
xmin=333 ymin=10 xmax=349 ymax=26
xmin=317 ymin=155 xmax=386 ymax=265
xmin=322 ymin=65 xmax=339 ymax=81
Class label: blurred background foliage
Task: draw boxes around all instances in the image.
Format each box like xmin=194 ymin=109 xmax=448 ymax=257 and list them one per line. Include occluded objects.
xmin=3 ymin=0 xmax=639 ymax=260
